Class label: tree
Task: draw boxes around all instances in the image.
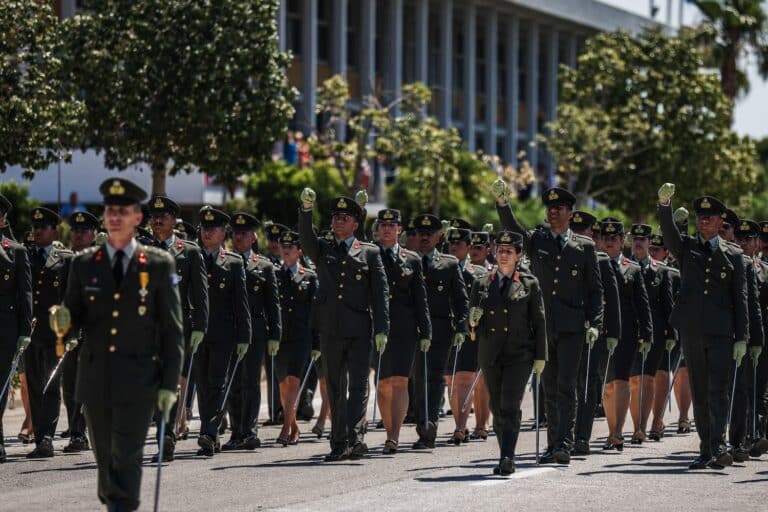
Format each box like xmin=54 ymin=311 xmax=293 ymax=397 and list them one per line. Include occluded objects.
xmin=0 ymin=181 xmax=40 ymax=241
xmin=541 ymin=28 xmax=758 ymax=221
xmin=63 ymin=0 xmax=295 ymax=196
xmin=0 ymin=1 xmax=85 ymax=176
xmin=692 ymin=0 xmax=768 ymax=102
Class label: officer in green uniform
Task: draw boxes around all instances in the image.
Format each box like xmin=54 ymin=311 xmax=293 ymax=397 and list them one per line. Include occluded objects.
xmin=657 ymin=184 xmax=749 ymax=469
xmin=0 ymin=194 xmax=33 ymax=464
xmin=57 ymin=178 xmax=183 ymax=511
xmin=225 ymin=212 xmax=282 ymax=450
xmin=569 ymin=211 xmax=621 ymax=455
xmin=61 ymin=210 xmax=100 ymax=453
xmin=194 ymin=206 xmax=251 ymax=456
xmin=491 ymin=181 xmax=603 ymax=464
xmin=25 ymin=207 xmax=73 ymax=458
xmin=264 ymin=222 xmax=288 ymax=424
xmin=298 ymin=189 xmax=389 ymax=461
xmin=468 ymin=230 xmax=547 ymax=475
xmin=469 ymin=231 xmax=494 ymax=271
xmin=410 ymin=214 xmax=468 ymax=449
xmin=144 ymin=196 xmax=208 ymax=461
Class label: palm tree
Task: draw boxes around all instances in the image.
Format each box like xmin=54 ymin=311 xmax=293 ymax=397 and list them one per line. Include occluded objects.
xmin=692 ymin=0 xmax=768 ymax=102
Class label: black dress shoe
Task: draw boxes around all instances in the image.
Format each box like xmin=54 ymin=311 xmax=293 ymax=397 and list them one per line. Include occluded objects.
xmin=753 ymin=437 xmax=768 ymax=454
xmin=150 ymin=440 xmax=175 ymax=463
xmin=60 ymin=429 xmax=71 ymax=439
xmin=539 ymin=447 xmax=556 ymax=464
xmin=498 ymin=456 xmax=515 ymax=475
xmin=221 ymin=438 xmax=241 ymax=451
xmin=572 ymin=439 xmax=590 ymax=456
xmin=731 ymin=445 xmax=749 ymax=463
xmin=349 ymin=442 xmax=369 ymax=459
xmin=0 ymin=445 xmax=6 ymax=463
xmin=197 ymin=434 xmax=215 ymax=457
xmin=688 ymin=456 xmax=709 ymax=470
xmin=554 ymin=445 xmax=571 ymax=465
xmin=375 ymin=420 xmax=384 ymax=430
xmin=412 ymin=438 xmax=430 ymax=450
xmin=27 ymin=437 xmax=54 ymax=458
xmin=709 ymin=450 xmax=733 ymax=469
xmin=297 ymin=402 xmax=315 ymax=421
xmin=324 ymin=446 xmax=350 ymax=462
xmin=239 ymin=434 xmax=261 ymax=450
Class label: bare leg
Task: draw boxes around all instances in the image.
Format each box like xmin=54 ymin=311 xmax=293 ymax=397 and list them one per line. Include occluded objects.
xmin=674 ymin=368 xmax=692 ymax=425
xmin=383 ymin=376 xmax=408 ymax=444
xmin=629 ymin=375 xmax=640 ymax=431
xmin=378 ymin=378 xmax=394 ymax=440
xmin=473 ymin=373 xmax=491 ymax=433
xmin=313 ymin=378 xmax=331 ymax=433
xmin=448 ymin=372 xmax=475 ymax=440
xmin=279 ymin=376 xmax=301 ymax=442
xmin=651 ymin=370 xmax=669 ymax=431
xmin=614 ymin=380 xmax=630 ymax=438
xmin=604 ymin=381 xmax=617 ymax=436
xmin=20 ymin=372 xmax=33 ymax=439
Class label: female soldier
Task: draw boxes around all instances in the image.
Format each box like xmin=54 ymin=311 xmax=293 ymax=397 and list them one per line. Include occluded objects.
xmin=468 ymin=231 xmax=547 ymax=475
xmin=275 ymin=231 xmax=318 ymax=446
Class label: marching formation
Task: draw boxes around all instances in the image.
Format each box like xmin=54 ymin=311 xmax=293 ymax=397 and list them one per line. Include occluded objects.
xmin=1 ymin=177 xmax=768 ymax=511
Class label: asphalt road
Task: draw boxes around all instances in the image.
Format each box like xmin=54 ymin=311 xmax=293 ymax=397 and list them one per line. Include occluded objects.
xmin=2 ymin=379 xmax=766 ymax=512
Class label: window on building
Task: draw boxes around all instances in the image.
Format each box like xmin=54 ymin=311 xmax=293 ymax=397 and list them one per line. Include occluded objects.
xmin=497 ymin=34 xmax=506 ymax=128
xmin=287 ymin=0 xmax=302 ymax=57
xmin=347 ymin=0 xmax=360 ymax=69
xmin=402 ymin=0 xmax=417 ymax=83
xmin=537 ymin=32 xmax=548 ymax=130
xmin=518 ymin=26 xmax=528 ymax=132
xmin=317 ymin=0 xmax=331 ymax=63
xmin=428 ymin=1 xmax=442 ymax=117
xmin=452 ymin=10 xmax=464 ymax=121
xmin=476 ymin=18 xmax=485 ymax=124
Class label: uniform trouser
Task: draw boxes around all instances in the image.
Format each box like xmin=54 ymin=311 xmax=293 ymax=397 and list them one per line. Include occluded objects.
xmin=542 ymin=332 xmax=582 ymax=449
xmin=194 ymin=342 xmax=235 ymax=440
xmin=84 ymin=400 xmax=154 ymax=512
xmin=729 ymin=362 xmax=748 ymax=447
xmin=681 ymin=334 xmax=731 ymax=458
xmin=0 ymin=345 xmax=16 ymax=442
xmin=321 ymin=334 xmax=371 ymax=449
xmin=754 ymin=352 xmax=768 ymax=439
xmin=574 ymin=340 xmax=608 ymax=442
xmin=227 ymin=337 xmax=265 ymax=439
xmin=484 ymin=357 xmax=533 ymax=458
xmin=24 ymin=344 xmax=61 ymax=442
xmin=413 ymin=318 xmax=453 ymax=430
xmin=265 ymin=344 xmax=283 ymax=421
xmin=61 ymin=343 xmax=86 ymax=436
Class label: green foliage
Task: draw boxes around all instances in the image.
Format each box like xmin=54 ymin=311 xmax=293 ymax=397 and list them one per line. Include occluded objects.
xmin=63 ymin=0 xmax=295 ymax=195
xmin=0 ymin=1 xmax=85 ymax=175
xmin=244 ymin=160 xmax=346 ymax=228
xmin=541 ymin=27 xmax=758 ymax=220
xmin=0 ymin=181 xmax=40 ymax=241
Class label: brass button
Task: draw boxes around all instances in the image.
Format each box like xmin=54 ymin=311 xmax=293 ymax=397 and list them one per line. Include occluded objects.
xmin=110 ymin=328 xmax=117 ymax=335
xmin=557 ymin=256 xmax=561 ymax=260
xmin=341 ymin=272 xmax=346 ymax=277
xmin=555 ymin=267 xmax=560 ymax=271
xmin=704 ymin=290 xmax=708 ymax=295
xmin=35 ymin=290 xmax=40 ymax=295
xmin=504 ymin=327 xmax=508 ymax=332
xmin=552 ymin=291 xmax=557 ymax=295
xmin=708 ymin=257 xmax=712 ymax=262
xmin=89 ymin=296 xmax=95 ymax=301
xmin=705 ymin=279 xmax=709 ymax=283
xmin=554 ymin=278 xmax=559 ymax=284
xmin=37 ymin=280 xmax=42 ymax=284
xmin=109 ymin=345 xmax=116 ymax=352
xmin=504 ymin=309 xmax=508 ymax=313
xmin=490 ymin=310 xmax=495 ymax=315
xmin=705 ymin=268 xmax=710 ymax=273
xmin=113 ymin=310 xmax=120 ymax=318
xmin=34 ymin=300 xmax=39 ymax=305
xmin=342 ymin=261 xmax=346 ymax=265
xmin=114 ymin=293 xmax=120 ymax=300
xmin=337 ymin=294 xmax=343 ymax=299
xmin=288 ymin=308 xmax=293 ymax=313
xmin=340 ymin=284 xmax=344 ymax=289
xmin=490 ymin=328 xmax=496 ymax=332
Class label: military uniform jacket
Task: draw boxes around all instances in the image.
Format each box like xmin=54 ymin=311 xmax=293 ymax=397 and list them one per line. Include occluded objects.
xmin=165 ymin=237 xmax=209 ymax=335
xmin=422 ymin=251 xmax=469 ymax=333
xmin=469 ymin=268 xmax=547 ymax=366
xmin=204 ymin=249 xmax=252 ymax=346
xmin=752 ymin=257 xmax=768 ymax=344
xmin=637 ymin=258 xmax=674 ymax=344
xmin=0 ymin=237 xmax=33 ymax=342
xmin=497 ymin=203 xmax=603 ymax=337
xmin=613 ymin=256 xmax=653 ymax=344
xmin=743 ymin=254 xmax=764 ymax=347
xmin=598 ymin=252 xmax=622 ymax=340
xmin=376 ymin=244 xmax=431 ymax=341
xmin=658 ymin=204 xmax=748 ymax=342
xmin=276 ymin=263 xmax=315 ymax=346
xmin=63 ymin=244 xmax=183 ymax=406
xmin=31 ymin=245 xmax=73 ymax=347
xmin=299 ymin=208 xmax=389 ymax=339
xmin=244 ymin=253 xmax=281 ymax=343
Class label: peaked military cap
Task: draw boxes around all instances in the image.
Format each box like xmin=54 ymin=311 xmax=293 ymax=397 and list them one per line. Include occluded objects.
xmin=320 ymin=229 xmax=335 ymax=242
xmin=542 ymin=187 xmax=576 ymax=208
xmin=630 ymin=224 xmax=652 ymax=238
xmin=279 ymin=230 xmax=300 ymax=246
xmin=470 ymin=231 xmax=490 ymax=246
xmin=231 ymin=212 xmax=260 ymax=231
xmin=650 ymin=233 xmax=665 ymax=247
xmin=735 ymin=219 xmax=759 ymax=238
xmin=495 ymin=230 xmax=523 ymax=250
xmin=176 ymin=220 xmax=195 ymax=238
xmin=148 ymin=195 xmax=181 ymax=216
xmin=99 ymin=178 xmax=147 ymax=206
xmin=23 ymin=230 xmax=35 ymax=248
xmin=570 ymin=210 xmax=597 ymax=232
xmin=330 ymin=196 xmax=363 ymax=221
xmin=450 ymin=218 xmax=472 ymax=230
xmin=759 ymin=221 xmax=768 ymax=242
xmin=693 ymin=196 xmax=726 ymax=217
xmin=69 ymin=211 xmax=99 ymax=230
xmin=31 ymin=207 xmax=61 ymax=227
xmin=405 ymin=218 xmax=416 ymax=234
xmin=721 ymin=208 xmax=739 ymax=228
xmin=377 ymin=209 xmax=402 ymax=223
xmin=0 ymin=194 xmax=11 ymax=214
xmin=266 ymin=222 xmax=289 ymax=241
xmin=413 ymin=214 xmax=441 ymax=233
xmin=600 ymin=217 xmax=624 ymax=236
xmin=448 ymin=228 xmax=471 ymax=242
xmin=198 ymin=205 xmax=229 ymax=227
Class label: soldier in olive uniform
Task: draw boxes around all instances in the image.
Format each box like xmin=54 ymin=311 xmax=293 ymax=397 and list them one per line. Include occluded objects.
xmin=627 ymin=223 xmax=674 ymax=444
xmin=0 ymin=194 xmax=33 ymax=463
xmin=468 ymin=231 xmax=547 ymax=475
xmin=273 ymin=230 xmax=316 ymax=445
xmin=61 ymin=210 xmax=100 ymax=453
xmin=599 ymin=219 xmax=652 ymax=451
xmin=410 ymin=214 xmax=468 ymax=449
xmin=195 ymin=206 xmax=251 ymax=457
xmin=469 ymin=231 xmax=494 ymax=271
xmin=492 ymin=181 xmax=603 ymax=465
xmin=264 ymin=222 xmax=288 ymax=424
xmin=569 ymin=211 xmax=621 ymax=455
xmin=373 ymin=209 xmax=431 ymax=454
xmin=25 ymin=207 xmax=73 ymax=458
xmin=657 ymin=185 xmax=749 ymax=469
xmin=59 ymin=178 xmax=183 ymax=511
xmin=145 ymin=196 xmax=209 ymax=461
xmin=298 ymin=190 xmax=389 ymax=461
xmin=446 ymin=227 xmax=489 ymax=443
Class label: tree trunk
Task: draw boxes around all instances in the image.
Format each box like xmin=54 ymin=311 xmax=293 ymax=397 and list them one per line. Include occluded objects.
xmin=151 ymin=159 xmax=167 ymax=197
